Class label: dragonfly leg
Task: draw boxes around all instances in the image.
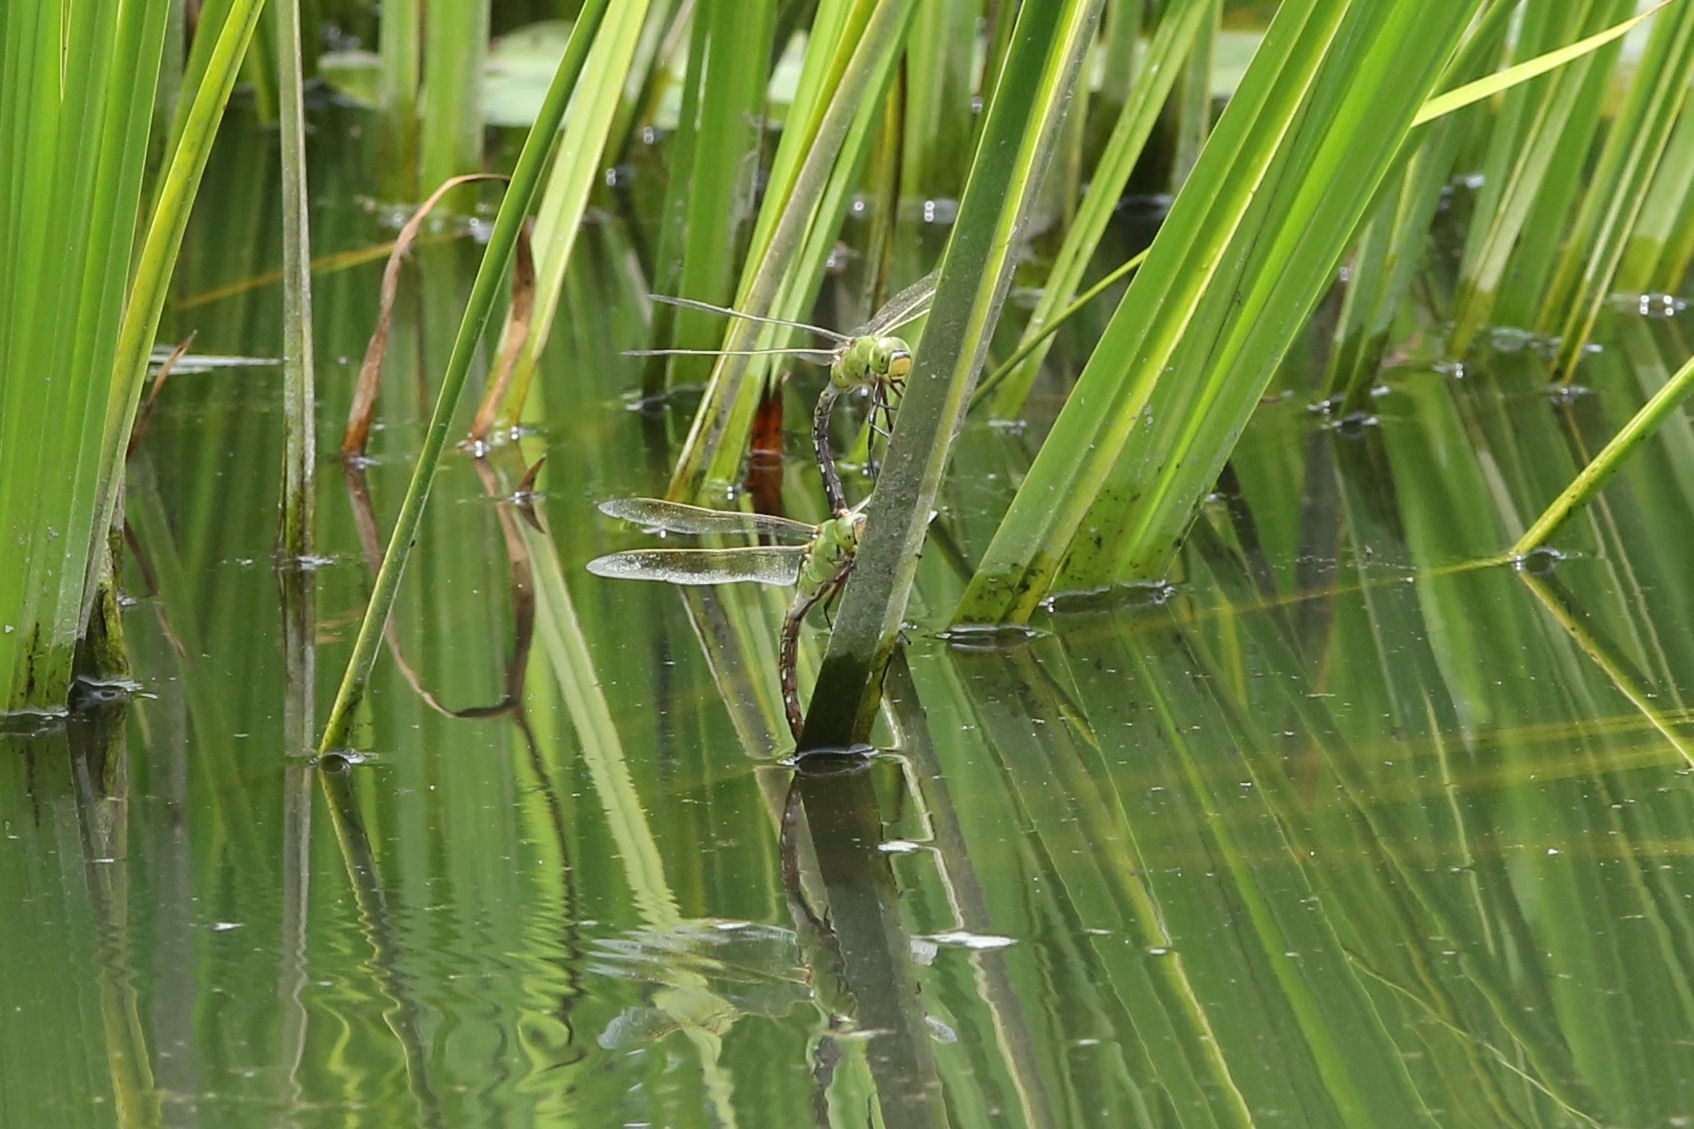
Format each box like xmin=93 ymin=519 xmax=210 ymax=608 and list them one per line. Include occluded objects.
xmin=820 ymin=578 xmax=847 ymax=626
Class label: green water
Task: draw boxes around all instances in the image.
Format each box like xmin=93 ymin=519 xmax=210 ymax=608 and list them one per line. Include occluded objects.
xmin=8 ymin=108 xmax=1694 ymax=1129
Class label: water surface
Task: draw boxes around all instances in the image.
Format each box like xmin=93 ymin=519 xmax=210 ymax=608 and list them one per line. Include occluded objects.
xmin=7 ymin=105 xmax=1694 ymax=1129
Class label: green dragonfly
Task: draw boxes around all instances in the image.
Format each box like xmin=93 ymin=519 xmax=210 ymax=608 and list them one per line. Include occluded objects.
xmin=586 ymin=496 xmax=868 ymax=739
xmin=625 ymin=273 xmax=937 ymax=513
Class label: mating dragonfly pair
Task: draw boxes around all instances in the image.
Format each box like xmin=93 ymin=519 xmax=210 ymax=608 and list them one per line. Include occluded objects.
xmin=588 ymin=276 xmax=937 ymax=740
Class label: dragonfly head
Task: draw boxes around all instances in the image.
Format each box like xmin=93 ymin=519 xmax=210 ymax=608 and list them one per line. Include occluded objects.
xmin=870 ymin=336 xmax=913 ymax=381
xmin=835 ymin=336 xmax=913 ymax=393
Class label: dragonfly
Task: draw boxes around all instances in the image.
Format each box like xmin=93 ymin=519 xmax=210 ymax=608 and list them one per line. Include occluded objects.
xmin=625 ymin=273 xmax=937 ymax=514
xmin=586 ymin=496 xmax=868 ymax=740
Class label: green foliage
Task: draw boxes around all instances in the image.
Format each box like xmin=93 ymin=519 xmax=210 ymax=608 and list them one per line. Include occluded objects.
xmin=802 ymin=0 xmax=1109 ymax=745
xmin=11 ymin=0 xmax=1694 ymax=742
xmin=958 ymin=0 xmax=1490 ymax=623
xmin=318 ymin=0 xmax=617 ymax=750
xmin=0 ymin=0 xmax=259 ymax=711
xmin=13 ymin=10 xmax=1694 ymax=1113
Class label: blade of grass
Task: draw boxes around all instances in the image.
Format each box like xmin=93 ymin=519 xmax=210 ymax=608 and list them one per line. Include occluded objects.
xmin=0 ymin=0 xmax=170 ymax=707
xmin=1168 ymin=0 xmax=1219 ymax=190
xmin=1322 ymin=3 xmax=1521 ymax=408
xmin=1448 ymin=0 xmax=1636 ymax=355
xmin=801 ymin=0 xmax=1107 ymax=746
xmin=419 ymin=0 xmax=489 ymax=192
xmin=482 ymin=0 xmax=656 ymax=429
xmin=633 ymin=0 xmax=777 ymax=403
xmin=1413 ymin=1 xmax=1672 ymax=127
xmin=988 ymin=0 xmax=1211 ymax=419
xmin=974 ymin=249 xmax=1146 ymax=409
xmin=1513 ymin=350 xmax=1694 ymax=554
xmin=318 ymin=0 xmax=614 ymax=751
xmin=667 ymin=0 xmax=920 ymax=501
xmin=900 ymin=0 xmax=984 ymax=201
xmin=93 ymin=0 xmax=268 ymax=619
xmin=1614 ymin=89 xmax=1694 ymax=292
xmin=1540 ymin=0 xmax=1694 ymax=377
xmin=955 ymin=0 xmax=1488 ymax=624
xmin=378 ymin=0 xmax=421 ymax=190
xmin=276 ymin=0 xmax=317 ymax=560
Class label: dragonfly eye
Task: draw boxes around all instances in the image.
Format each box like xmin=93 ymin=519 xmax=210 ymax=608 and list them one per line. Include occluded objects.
xmin=871 ymin=338 xmax=912 ymax=378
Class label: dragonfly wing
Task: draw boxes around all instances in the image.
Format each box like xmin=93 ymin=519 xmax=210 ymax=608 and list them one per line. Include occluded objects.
xmin=624 ymin=346 xmax=839 ymax=364
xmin=649 ymin=294 xmax=851 ymax=343
xmin=853 ymin=270 xmax=939 ymax=337
xmin=587 ymin=546 xmax=805 ymax=586
xmin=597 ymin=497 xmax=816 ymax=541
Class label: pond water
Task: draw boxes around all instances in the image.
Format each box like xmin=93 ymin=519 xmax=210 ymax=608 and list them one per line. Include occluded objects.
xmin=7 ymin=107 xmax=1694 ymax=1129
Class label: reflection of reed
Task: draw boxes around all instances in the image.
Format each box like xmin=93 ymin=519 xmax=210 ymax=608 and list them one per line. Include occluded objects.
xmin=949 ymin=644 xmax=1256 ymax=1128
xmin=276 ymin=547 xmax=315 ymax=1116
xmin=326 ymin=446 xmax=596 ymax=1083
xmin=678 ymin=585 xmax=793 ymax=758
xmin=67 ymin=701 xmax=164 ymax=1127
xmin=784 ymin=766 xmax=951 ymax=1129
xmin=1520 ymin=569 xmax=1694 ymax=767
xmin=883 ymin=655 xmax=1058 ymax=1129
xmin=277 ymin=762 xmax=313 ymax=1118
xmin=517 ymin=454 xmax=758 ymax=1120
xmin=338 ymin=455 xmax=537 ymax=720
xmin=316 ymin=761 xmax=449 ymax=1129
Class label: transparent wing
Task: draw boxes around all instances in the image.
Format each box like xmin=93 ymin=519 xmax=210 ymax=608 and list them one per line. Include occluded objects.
xmin=853 ymin=271 xmax=939 ymax=337
xmin=648 ymin=293 xmax=852 ymax=343
xmin=587 ymin=546 xmax=804 ymax=587
xmin=598 ymin=497 xmax=817 ymax=541
xmin=624 ymin=346 xmax=838 ymax=365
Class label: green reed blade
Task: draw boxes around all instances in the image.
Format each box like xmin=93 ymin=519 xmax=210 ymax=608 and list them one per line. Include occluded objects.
xmin=0 ymin=0 xmax=169 ymax=708
xmin=319 ymin=0 xmax=615 ymax=751
xmin=484 ymin=0 xmax=656 ymax=428
xmin=1515 ymin=350 xmax=1694 ymax=555
xmin=955 ymin=0 xmax=1488 ymax=625
xmin=989 ymin=0 xmax=1212 ymax=419
xmin=638 ymin=0 xmax=777 ymax=402
xmin=1615 ymin=92 xmax=1694 ymax=292
xmin=276 ymin=0 xmax=316 ymax=560
xmin=378 ymin=0 xmax=421 ymax=186
xmin=420 ymin=0 xmax=489 ymax=194
xmin=668 ymin=0 xmax=919 ymax=502
xmin=1539 ymin=1 xmax=1694 ymax=377
xmin=801 ymin=0 xmax=1106 ymax=747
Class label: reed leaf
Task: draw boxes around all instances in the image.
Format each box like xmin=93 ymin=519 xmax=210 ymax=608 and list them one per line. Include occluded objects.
xmin=1514 ymin=350 xmax=1694 ymax=554
xmin=96 ymin=0 xmax=267 ymax=614
xmin=989 ymin=0 xmax=1212 ymax=419
xmin=0 ymin=0 xmax=166 ymax=708
xmin=378 ymin=0 xmax=421 ymax=184
xmin=419 ymin=0 xmax=489 ymax=193
xmin=1540 ymin=0 xmax=1694 ymax=376
xmin=1615 ymin=89 xmax=1694 ymax=292
xmin=1413 ymin=1 xmax=1671 ymax=127
xmin=801 ymin=0 xmax=1105 ymax=746
xmin=485 ymin=0 xmax=656 ymax=427
xmin=276 ymin=0 xmax=316 ymax=559
xmin=319 ymin=0 xmax=614 ymax=751
xmin=955 ymin=0 xmax=1488 ymax=625
xmin=1320 ymin=2 xmax=1520 ymax=406
xmin=667 ymin=0 xmax=919 ymax=500
xmin=639 ymin=0 xmax=776 ymax=400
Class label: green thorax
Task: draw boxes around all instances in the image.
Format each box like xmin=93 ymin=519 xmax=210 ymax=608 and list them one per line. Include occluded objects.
xmin=831 ymin=335 xmax=913 ymax=394
xmin=797 ymin=511 xmax=866 ymax=595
